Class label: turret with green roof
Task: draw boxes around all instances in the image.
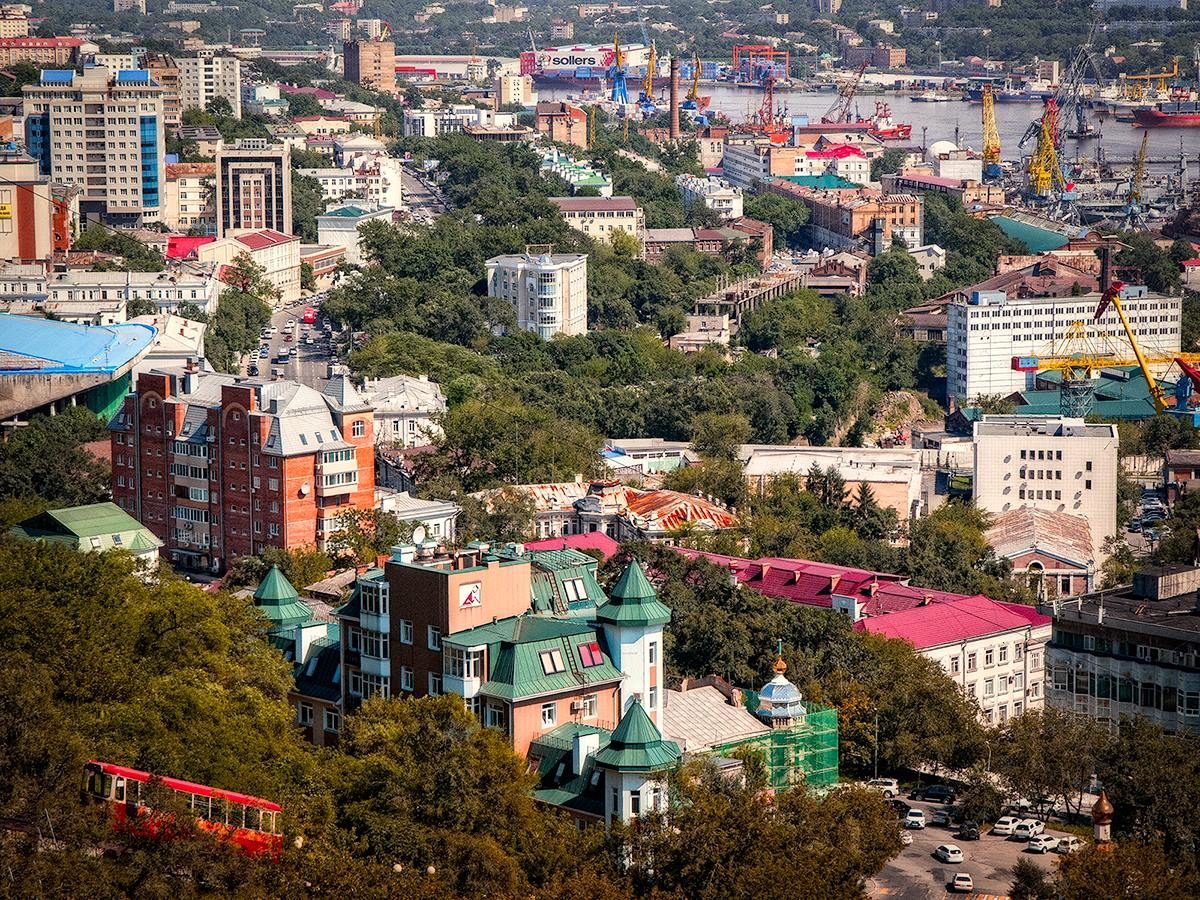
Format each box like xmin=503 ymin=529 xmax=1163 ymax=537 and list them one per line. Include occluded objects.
xmin=253 ymin=565 xmax=314 ymax=635
xmin=593 ymin=698 xmax=681 ymax=773
xmin=596 ymin=559 xmax=671 ymax=627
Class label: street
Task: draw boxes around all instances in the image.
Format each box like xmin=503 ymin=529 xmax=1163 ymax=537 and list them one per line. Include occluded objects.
xmin=244 ymin=295 xmax=339 ymax=390
xmin=871 ymin=800 xmax=1068 ymax=899
xmin=400 ymin=164 xmax=449 ymax=222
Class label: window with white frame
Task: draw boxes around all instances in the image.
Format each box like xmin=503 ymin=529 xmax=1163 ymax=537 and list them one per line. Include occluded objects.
xmin=539 ymin=648 xmax=566 ymax=675
xmin=541 ymin=702 xmax=557 ymax=727
xmin=648 ymin=641 xmax=658 ymax=665
xmin=361 ymin=673 xmax=390 ymax=700
xmin=581 ymin=693 xmax=597 ymax=718
xmin=428 ymin=626 xmax=441 ymax=651
xmin=486 ymin=702 xmax=506 ymax=729
xmin=562 ymin=577 xmax=588 ymax=603
xmin=428 ymin=673 xmax=442 ymax=695
xmin=400 ymin=666 xmax=413 ymax=692
xmin=648 ymin=685 xmax=658 ymax=710
xmin=323 ymin=709 xmax=341 ymax=732
xmin=400 ymin=619 xmax=413 ymax=644
xmin=348 ymin=669 xmax=362 ymax=696
xmin=296 ymin=702 xmax=313 ymax=725
xmin=445 ymin=647 xmax=485 ymax=679
xmin=361 ymin=631 xmax=388 ymax=660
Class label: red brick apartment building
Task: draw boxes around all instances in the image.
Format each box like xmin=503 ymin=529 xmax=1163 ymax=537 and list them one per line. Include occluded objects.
xmin=110 ymin=367 xmax=375 ymax=572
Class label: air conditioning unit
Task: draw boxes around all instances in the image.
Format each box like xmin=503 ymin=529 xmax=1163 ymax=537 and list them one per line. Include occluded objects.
xmin=569 ymin=701 xmax=582 ymax=713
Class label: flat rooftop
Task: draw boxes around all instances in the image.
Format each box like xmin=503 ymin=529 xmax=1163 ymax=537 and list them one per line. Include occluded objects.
xmin=1044 ymin=566 xmax=1200 ymax=639
xmin=974 ymin=415 xmax=1117 ymax=439
xmin=0 ymin=314 xmax=156 ymax=375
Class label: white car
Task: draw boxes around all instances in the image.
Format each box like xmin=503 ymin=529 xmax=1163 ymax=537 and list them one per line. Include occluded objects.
xmin=992 ymin=816 xmax=1021 ymax=836
xmin=1012 ymin=819 xmax=1046 ymax=840
xmin=1028 ymin=834 xmax=1059 ymax=853
xmin=1056 ymin=836 xmax=1085 ymax=854
xmin=904 ymin=809 xmax=927 ymax=829
xmin=285 ymin=319 xmax=296 ymax=328
xmin=950 ymin=873 xmax=974 ymax=893
xmin=934 ymin=844 xmax=964 ymax=863
xmin=899 ymin=830 xmax=913 ymax=846
xmin=867 ymin=778 xmax=900 ymax=798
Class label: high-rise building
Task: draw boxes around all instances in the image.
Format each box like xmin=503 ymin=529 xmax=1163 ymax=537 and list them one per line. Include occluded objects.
xmin=23 ymin=67 xmax=165 ymax=225
xmin=109 ymin=367 xmax=377 ymax=572
xmin=486 ymin=250 xmax=588 ymax=339
xmin=113 ymin=0 xmax=146 ymax=12
xmin=343 ymin=39 xmax=395 ymax=94
xmin=215 ymin=139 xmax=291 ymax=237
xmin=143 ymin=52 xmax=182 ymax=127
xmin=178 ymin=53 xmax=242 ymax=118
xmin=0 ymin=144 xmax=52 ymax=262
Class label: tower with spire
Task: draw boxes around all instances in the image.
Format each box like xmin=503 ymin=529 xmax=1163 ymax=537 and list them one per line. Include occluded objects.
xmin=592 ymin=697 xmax=681 ymax=828
xmin=756 ymin=652 xmax=807 ymax=729
xmin=596 ymin=559 xmax=671 ymax=726
xmin=1092 ymin=790 xmax=1114 ymax=849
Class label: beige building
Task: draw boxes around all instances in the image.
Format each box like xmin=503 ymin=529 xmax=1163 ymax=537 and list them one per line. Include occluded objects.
xmin=495 ymin=73 xmax=535 ymax=108
xmin=344 ymin=39 xmax=395 ymax=94
xmin=22 ymin=67 xmax=166 ymax=225
xmin=973 ymin=416 xmax=1118 ymax=566
xmin=0 ymin=146 xmax=52 ymax=262
xmin=486 ymin=251 xmax=588 ymax=339
xmin=198 ymin=228 xmax=301 ymax=303
xmin=215 ymin=140 xmax=291 ymax=237
xmin=0 ymin=5 xmax=29 ymax=37
xmin=178 ymin=53 xmax=242 ymax=118
xmin=163 ymin=162 xmax=215 ymax=232
xmin=143 ymin=53 xmax=182 ymax=127
xmin=549 ymin=196 xmax=643 ymax=246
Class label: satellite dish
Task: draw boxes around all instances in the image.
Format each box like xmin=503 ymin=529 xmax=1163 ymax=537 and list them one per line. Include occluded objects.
xmin=412 ymin=524 xmax=427 ymax=544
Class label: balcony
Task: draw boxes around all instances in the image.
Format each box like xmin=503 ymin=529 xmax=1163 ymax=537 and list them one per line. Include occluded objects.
xmin=360 ymin=654 xmax=389 ymax=677
xmin=360 ymin=611 xmax=388 ymax=634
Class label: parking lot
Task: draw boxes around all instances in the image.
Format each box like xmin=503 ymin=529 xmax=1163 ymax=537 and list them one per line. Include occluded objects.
xmin=871 ymin=799 xmax=1072 ymax=899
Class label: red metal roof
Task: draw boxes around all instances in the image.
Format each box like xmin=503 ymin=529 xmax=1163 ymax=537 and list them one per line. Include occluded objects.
xmin=806 ymin=144 xmax=866 ymax=160
xmin=91 ymin=761 xmax=281 ymax=811
xmin=234 ymin=229 xmax=297 ymax=250
xmin=166 ymin=235 xmax=216 ymax=259
xmin=854 ymin=594 xmax=1050 ymax=648
xmin=524 ymin=532 xmax=621 ymax=560
xmin=0 ymin=37 xmax=82 ymax=47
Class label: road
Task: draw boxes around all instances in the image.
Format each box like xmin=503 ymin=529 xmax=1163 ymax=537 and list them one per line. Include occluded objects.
xmin=401 ymin=165 xmax=449 ymax=222
xmin=871 ymin=799 xmax=1068 ymax=899
xmin=243 ymin=295 xmax=339 ymax=390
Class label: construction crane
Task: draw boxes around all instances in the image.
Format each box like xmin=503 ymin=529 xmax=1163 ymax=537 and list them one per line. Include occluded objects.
xmin=1027 ymin=98 xmax=1065 ymax=199
xmin=608 ymin=32 xmax=629 ymax=105
xmin=822 ymin=60 xmax=867 ymax=124
xmin=981 ymin=84 xmax=1002 ymax=179
xmin=640 ymin=41 xmax=657 ymax=104
xmin=1123 ymin=130 xmax=1150 ymax=230
xmin=682 ymin=50 xmax=701 ymax=109
xmin=1119 ymin=57 xmax=1180 ymax=100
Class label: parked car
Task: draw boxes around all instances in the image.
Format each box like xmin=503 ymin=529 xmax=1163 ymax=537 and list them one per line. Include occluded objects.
xmin=992 ymin=816 xmax=1021 ymax=836
xmin=1028 ymin=834 xmax=1059 ymax=853
xmin=934 ymin=844 xmax=964 ymax=863
xmin=1129 ymin=520 xmax=1143 ymax=532
xmin=899 ymin=830 xmax=913 ymax=846
xmin=931 ymin=810 xmax=952 ymax=827
xmin=950 ymin=873 xmax=974 ymax=894
xmin=1056 ymin=836 xmax=1085 ymax=854
xmin=247 ymin=364 xmax=259 ymax=376
xmin=867 ymin=778 xmax=900 ymax=798
xmin=912 ymin=785 xmax=957 ymax=804
xmin=289 ymin=347 xmax=298 ymax=357
xmin=890 ymin=799 xmax=912 ymax=818
xmin=956 ymin=822 xmax=981 ymax=841
xmin=1012 ymin=820 xmax=1046 ymax=841
xmin=904 ymin=810 xmax=927 ymax=829
xmin=285 ymin=319 xmax=296 ymax=328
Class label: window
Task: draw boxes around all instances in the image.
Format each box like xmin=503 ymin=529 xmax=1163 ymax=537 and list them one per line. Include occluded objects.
xmin=541 ymin=702 xmax=557 ymax=727
xmin=630 ymin=791 xmax=641 ymax=817
xmin=649 ymin=641 xmax=658 ymax=665
xmin=427 ymin=626 xmax=441 ymax=651
xmin=361 ymin=631 xmax=388 ymax=660
xmin=428 ymin=673 xmax=442 ymax=696
xmin=611 ymin=787 xmax=618 ymax=815
xmin=648 ymin=685 xmax=658 ymax=710
xmin=486 ymin=703 xmax=506 ymax=729
xmin=446 ymin=647 xmax=484 ymax=679
xmin=581 ymin=693 xmax=597 ymax=718
xmin=352 ymin=420 xmax=365 ymax=438
xmin=323 ymin=709 xmax=341 ymax=732
xmin=967 ymin=652 xmax=977 ymax=672
xmin=400 ymin=619 xmax=413 ymax=644
xmin=348 ymin=669 xmax=362 ymax=696
xmin=540 ymin=648 xmax=566 ymax=674
xmin=950 ymin=655 xmax=960 ymax=675
xmin=984 ymin=678 xmax=995 ymax=698
xmin=400 ymin=666 xmax=413 ymax=692
xmin=985 ymin=648 xmax=995 ymax=667
xmin=578 ymin=642 xmax=604 ymax=668
xmin=562 ymin=577 xmax=588 ymax=603
xmin=296 ymin=702 xmax=313 ymax=725
xmin=998 ymin=645 xmax=1008 ymax=664
xmin=1014 ymin=672 xmax=1024 ymax=691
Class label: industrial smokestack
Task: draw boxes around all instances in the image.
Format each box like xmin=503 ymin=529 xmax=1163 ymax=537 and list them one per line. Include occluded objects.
xmin=669 ymin=55 xmax=681 ymax=140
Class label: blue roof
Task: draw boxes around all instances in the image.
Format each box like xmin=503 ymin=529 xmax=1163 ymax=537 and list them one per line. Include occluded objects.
xmin=40 ymin=70 xmax=75 ymax=84
xmin=115 ymin=69 xmax=151 ymax=83
xmin=0 ymin=315 xmax=156 ymax=375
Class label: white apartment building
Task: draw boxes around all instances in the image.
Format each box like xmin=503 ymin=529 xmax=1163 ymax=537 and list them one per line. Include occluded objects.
xmin=178 ymin=53 xmax=242 ymax=118
xmin=360 ymin=374 xmax=447 ymax=448
xmin=163 ymin=162 xmax=215 ymax=233
xmin=197 ymin=229 xmax=300 ymax=304
xmin=946 ymin=286 xmax=1181 ymax=401
xmin=675 ymin=174 xmax=744 ymax=220
xmin=46 ymin=267 xmax=222 ymax=316
xmin=22 ymin=67 xmax=166 ymax=225
xmin=719 ymin=140 xmax=773 ymax=190
xmin=973 ymin=415 xmax=1118 ymax=566
xmin=298 ymin=151 xmax=403 ymax=210
xmin=316 ymin=204 xmax=395 ymax=267
xmin=402 ymin=105 xmax=517 ymax=136
xmin=795 ymin=146 xmax=870 ymax=184
xmin=548 ymin=196 xmax=644 ymax=246
xmin=486 ymin=251 xmax=588 ymax=340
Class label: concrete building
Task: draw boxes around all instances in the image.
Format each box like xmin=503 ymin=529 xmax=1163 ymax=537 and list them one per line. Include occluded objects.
xmin=178 ymin=53 xmax=242 ymax=118
xmin=495 ymin=72 xmax=535 ymax=108
xmin=486 ymin=251 xmax=588 ymax=340
xmin=796 ymin=145 xmax=870 ymax=184
xmin=985 ymin=507 xmax=1095 ymax=599
xmin=163 ymin=162 xmax=216 ymax=233
xmin=298 ymin=151 xmax=403 ymax=210
xmin=402 ymin=105 xmax=518 ymax=137
xmin=945 ymin=286 xmax=1181 ymax=401
xmin=763 ymin=182 xmax=923 ymax=252
xmin=0 ymin=145 xmax=52 ymax=262
xmin=1043 ymin=565 xmax=1200 ymax=734
xmin=0 ymin=6 xmax=28 ymax=37
xmin=973 ymin=415 xmax=1118 ymax=567
xmin=343 ymin=39 xmax=395 ymax=93
xmin=315 ymin=204 xmax=394 ymax=267
xmin=909 ymin=243 xmax=946 ymax=279
xmin=109 ymin=368 xmax=377 ymax=572
xmin=10 ymin=502 xmax=163 ymax=572
xmin=880 ymin=168 xmax=1006 ymax=208
xmin=113 ymin=0 xmax=146 ymax=12
xmin=23 ymin=67 xmax=166 ymax=225
xmin=535 ymin=101 xmax=588 ymax=149
xmin=215 ymin=140 xmax=291 ymax=237
xmin=541 ymin=148 xmax=611 ymax=197
xmin=674 ymin=174 xmax=744 ymax=220
xmin=359 ymin=373 xmax=446 ymax=448
xmin=549 ymin=196 xmax=644 ymax=245
xmin=47 ymin=267 xmax=222 ymax=316
xmin=143 ymin=53 xmax=182 ymax=127
xmin=129 ymin=312 xmax=207 ymax=376
xmin=197 ymin=228 xmax=301 ymax=303
xmin=0 ymin=36 xmax=87 ymax=67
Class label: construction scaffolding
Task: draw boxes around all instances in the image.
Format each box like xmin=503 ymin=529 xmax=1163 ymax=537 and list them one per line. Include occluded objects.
xmin=708 ymin=703 xmax=840 ymax=791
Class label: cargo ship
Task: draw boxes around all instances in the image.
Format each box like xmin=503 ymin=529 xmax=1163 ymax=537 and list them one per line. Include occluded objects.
xmin=1132 ymin=100 xmax=1200 ymax=128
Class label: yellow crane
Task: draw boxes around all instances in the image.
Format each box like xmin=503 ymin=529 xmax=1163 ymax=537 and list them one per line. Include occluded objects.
xmin=688 ymin=51 xmax=701 ymax=102
xmin=981 ymin=84 xmax=1001 ymax=177
xmin=643 ymin=41 xmax=656 ymax=98
xmin=1027 ymin=98 xmax=1064 ymax=198
xmin=1123 ymin=130 xmax=1150 ymax=229
xmin=1118 ymin=57 xmax=1180 ymax=99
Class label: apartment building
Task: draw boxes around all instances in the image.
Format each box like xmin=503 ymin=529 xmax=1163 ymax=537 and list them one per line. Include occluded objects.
xmin=402 ymin=105 xmax=518 ymax=137
xmin=1043 ymin=565 xmax=1200 ymax=734
xmin=0 ymin=36 xmax=87 ymax=67
xmin=549 ymin=196 xmax=644 ymax=245
xmin=495 ymin=72 xmax=535 ymax=107
xmin=215 ymin=140 xmax=291 ymax=237
xmin=47 ymin=268 xmax=221 ymax=316
xmin=298 ymin=151 xmax=403 ymax=210
xmin=23 ymin=67 xmax=166 ymax=225
xmin=674 ymin=174 xmax=744 ymax=220
xmin=973 ymin=415 xmax=1118 ymax=567
xmin=197 ymin=228 xmax=301 ymax=303
xmin=178 ymin=53 xmax=242 ymax=118
xmin=109 ymin=367 xmax=376 ymax=572
xmin=763 ymin=182 xmax=923 ymax=252
xmin=143 ymin=53 xmax=182 ymax=127
xmin=946 ymin=285 xmax=1181 ymax=401
xmin=796 ymin=145 xmax=870 ymax=184
xmin=486 ymin=251 xmax=588 ymax=339
xmin=343 ymin=39 xmax=395 ymax=93
xmin=0 ymin=145 xmax=52 ymax=262
xmin=163 ymin=161 xmax=215 ymax=233
xmin=360 ymin=373 xmax=446 ymax=448
xmin=0 ymin=6 xmax=28 ymax=37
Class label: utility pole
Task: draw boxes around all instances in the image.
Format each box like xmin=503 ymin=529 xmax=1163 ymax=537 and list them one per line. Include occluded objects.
xmin=873 ymin=713 xmax=879 ymax=779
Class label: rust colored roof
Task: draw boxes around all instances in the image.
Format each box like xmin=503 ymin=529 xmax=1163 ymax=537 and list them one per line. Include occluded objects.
xmin=165 ymin=162 xmax=215 ymax=179
xmin=984 ymin=507 xmax=1094 ymax=565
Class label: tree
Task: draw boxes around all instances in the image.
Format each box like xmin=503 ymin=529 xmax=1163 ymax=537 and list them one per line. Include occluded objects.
xmin=327 ymin=508 xmax=413 ymax=566
xmin=205 ymin=96 xmax=233 ymax=117
xmin=300 ymin=260 xmax=316 ymax=292
xmin=456 ymin=488 xmax=536 ymax=544
xmin=0 ymin=406 xmax=109 ymax=516
xmin=290 ymin=172 xmax=326 ymax=242
xmin=1010 ymin=857 xmax=1055 ymax=900
xmin=73 ymin=224 xmax=165 ymax=272
xmin=1055 ymin=843 xmax=1200 ymax=899
xmin=205 ymin=253 xmax=277 ymax=372
xmin=224 ymin=546 xmax=335 ymax=591
xmin=957 ymin=766 xmax=1005 ymax=824
xmin=126 ymin=296 xmax=158 ymax=317
xmin=690 ymin=411 xmax=751 ymax=460
xmin=870 ymin=147 xmax=907 ymax=181
xmin=743 ymin=193 xmax=810 ymax=249
xmin=283 ymin=92 xmax=323 ymax=118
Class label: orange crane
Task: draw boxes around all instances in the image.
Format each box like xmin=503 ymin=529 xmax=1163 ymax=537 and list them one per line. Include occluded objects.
xmin=981 ymin=84 xmax=1001 ymax=178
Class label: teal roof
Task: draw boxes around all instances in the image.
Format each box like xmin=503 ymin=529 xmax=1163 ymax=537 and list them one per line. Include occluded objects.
xmin=529 ymin=722 xmax=611 ymax=817
xmin=592 ymin=699 xmax=681 ymax=773
xmin=989 ymin=215 xmax=1068 ymax=253
xmin=596 ymin=560 xmax=671 ymax=627
xmin=320 ymin=205 xmax=370 ymax=218
xmin=9 ymin=502 xmax=162 ymax=554
xmin=253 ymin=565 xmax=313 ymax=632
xmin=777 ymin=174 xmax=858 ymax=189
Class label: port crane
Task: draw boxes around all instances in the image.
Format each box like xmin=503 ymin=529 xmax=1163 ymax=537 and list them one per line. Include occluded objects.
xmin=981 ymin=84 xmax=1002 ymax=179
xmin=822 ymin=60 xmax=868 ymax=124
xmin=1122 ymin=130 xmax=1150 ymax=230
xmin=682 ymin=50 xmax=702 ymax=112
xmin=608 ymin=32 xmax=629 ymax=105
xmin=1027 ymin=98 xmax=1066 ymax=199
xmin=1119 ymin=57 xmax=1180 ymax=100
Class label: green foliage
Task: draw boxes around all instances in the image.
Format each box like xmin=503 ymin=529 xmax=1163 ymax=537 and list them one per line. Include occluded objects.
xmin=738 ymin=290 xmax=833 ymax=352
xmin=290 ymin=172 xmax=325 ymax=242
xmin=205 ymin=253 xmax=276 ymax=373
xmin=327 ymin=508 xmax=414 ymax=566
xmin=957 ymin=766 xmax=1006 ymax=824
xmin=690 ymin=411 xmax=751 ymax=460
xmin=743 ymin=192 xmax=810 ymax=249
xmin=126 ymin=296 xmax=159 ymax=317
xmin=225 ymin=546 xmax=334 ymax=591
xmin=73 ymin=224 xmax=165 ymax=272
xmin=300 ymin=260 xmax=316 ymax=292
xmin=870 ymin=147 xmax=907 ymax=182
xmin=0 ymin=61 xmax=41 ymax=97
xmin=0 ymin=407 xmax=109 ymax=514
xmin=1054 ymin=842 xmax=1200 ymax=899
xmin=1116 ymin=231 xmax=1182 ymax=294
xmin=457 ymin=488 xmax=537 ymax=544
xmin=1010 ymin=857 xmax=1055 ymax=900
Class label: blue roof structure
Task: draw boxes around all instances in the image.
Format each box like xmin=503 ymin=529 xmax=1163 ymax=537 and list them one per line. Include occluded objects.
xmin=40 ymin=70 xmax=75 ymax=84
xmin=0 ymin=315 xmax=156 ymax=375
xmin=115 ymin=69 xmax=151 ymax=83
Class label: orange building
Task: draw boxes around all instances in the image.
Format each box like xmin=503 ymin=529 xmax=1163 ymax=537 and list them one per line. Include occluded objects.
xmin=109 ymin=367 xmax=376 ymax=572
xmin=343 ymin=39 xmax=395 ymax=94
xmin=535 ymin=100 xmax=588 ymax=149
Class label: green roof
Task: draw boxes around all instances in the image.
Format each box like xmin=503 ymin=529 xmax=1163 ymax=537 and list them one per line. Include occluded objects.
xmin=320 ymin=205 xmax=370 ymax=218
xmin=9 ymin=502 xmax=163 ymax=554
xmin=253 ymin=565 xmax=313 ymax=631
xmin=592 ymin=699 xmax=681 ymax=773
xmin=596 ymin=560 xmax=671 ymax=627
xmin=778 ymin=173 xmax=858 ymax=189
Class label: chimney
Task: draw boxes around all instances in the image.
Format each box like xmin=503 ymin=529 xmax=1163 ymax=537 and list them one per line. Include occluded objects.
xmin=1099 ymin=244 xmax=1111 ymax=292
xmin=390 ymin=543 xmax=416 ymax=564
xmin=669 ymin=55 xmax=681 ymax=140
xmin=573 ymin=730 xmax=601 ymax=775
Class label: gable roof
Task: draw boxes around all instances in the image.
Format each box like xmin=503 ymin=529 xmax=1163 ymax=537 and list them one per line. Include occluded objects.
xmin=854 ymin=594 xmax=1050 ymax=649
xmin=984 ymin=507 xmax=1095 ymax=566
xmin=9 ymin=502 xmax=163 ymax=552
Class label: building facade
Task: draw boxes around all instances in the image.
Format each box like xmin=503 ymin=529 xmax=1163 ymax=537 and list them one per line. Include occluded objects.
xmin=23 ymin=67 xmax=166 ymax=225
xmin=674 ymin=174 xmax=744 ymax=220
xmin=215 ymin=140 xmax=291 ymax=237
xmin=143 ymin=52 xmax=182 ymax=127
xmin=47 ymin=268 xmax=221 ymax=316
xmin=315 ymin=204 xmax=394 ymax=267
xmin=486 ymin=251 xmax=588 ymax=339
xmin=163 ymin=161 xmax=216 ymax=233
xmin=109 ymin=368 xmax=377 ymax=571
xmin=360 ymin=373 xmax=446 ymax=448
xmin=178 ymin=53 xmax=242 ymax=118
xmin=549 ymin=196 xmax=644 ymax=245
xmin=343 ymin=39 xmax=396 ymax=93
xmin=0 ymin=146 xmax=52 ymax=262
xmin=0 ymin=36 xmax=86 ymax=67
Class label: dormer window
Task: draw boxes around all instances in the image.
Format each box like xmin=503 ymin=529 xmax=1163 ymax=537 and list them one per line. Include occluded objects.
xmin=578 ymin=642 xmax=603 ymax=668
xmin=539 ymin=649 xmax=565 ymax=675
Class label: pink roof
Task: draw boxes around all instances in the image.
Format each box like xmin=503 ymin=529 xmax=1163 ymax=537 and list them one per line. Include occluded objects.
xmin=524 ymin=533 xmax=621 ymax=560
xmin=1181 ymin=258 xmax=1200 ymax=267
xmin=806 ymin=144 xmax=866 ymax=160
xmin=0 ymin=37 xmax=82 ymax=47
xmin=277 ymin=84 xmax=338 ymax=100
xmin=855 ymin=594 xmax=1050 ymax=649
xmin=894 ymin=168 xmax=960 ymax=189
xmin=234 ymin=229 xmax=297 ymax=251
xmin=166 ymin=235 xmax=215 ymax=259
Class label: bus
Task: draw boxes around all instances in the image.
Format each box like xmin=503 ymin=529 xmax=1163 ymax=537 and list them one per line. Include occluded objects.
xmin=81 ymin=761 xmax=283 ymax=860
xmin=301 ymin=307 xmax=316 ymax=325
